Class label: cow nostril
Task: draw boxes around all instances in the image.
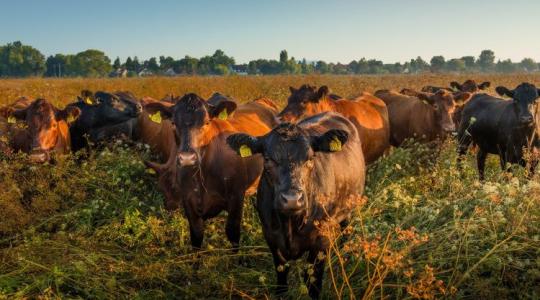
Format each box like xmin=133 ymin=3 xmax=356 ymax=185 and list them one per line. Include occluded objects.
xmin=177 ymin=152 xmax=198 ymax=166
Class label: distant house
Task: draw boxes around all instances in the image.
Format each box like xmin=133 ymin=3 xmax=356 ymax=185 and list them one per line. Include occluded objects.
xmin=232 ymin=64 xmax=248 ymax=75
xmin=164 ymin=68 xmax=177 ymax=77
xmin=138 ymin=68 xmax=154 ymax=77
xmin=109 ymin=68 xmax=127 ymax=78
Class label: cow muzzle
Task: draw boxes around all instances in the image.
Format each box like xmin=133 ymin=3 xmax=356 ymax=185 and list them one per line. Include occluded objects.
xmin=520 ymin=115 xmax=534 ymax=126
xmin=177 ymin=151 xmax=198 ymax=167
xmin=278 ymin=190 xmax=305 ymax=214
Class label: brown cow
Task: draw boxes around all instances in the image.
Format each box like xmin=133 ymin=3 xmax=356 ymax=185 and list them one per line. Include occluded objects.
xmin=144 ymin=93 xmax=277 ymax=249
xmin=376 ymin=89 xmax=471 ymax=146
xmin=0 ymin=98 xmax=80 ymax=162
xmin=278 ymin=84 xmax=390 ymax=164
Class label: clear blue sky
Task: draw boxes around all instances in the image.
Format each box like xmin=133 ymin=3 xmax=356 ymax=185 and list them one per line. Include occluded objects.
xmin=1 ymin=0 xmax=539 ymax=63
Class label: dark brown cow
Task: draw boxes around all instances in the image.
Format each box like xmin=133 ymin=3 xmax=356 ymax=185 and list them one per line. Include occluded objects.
xmin=376 ymin=89 xmax=471 ymax=146
xmin=144 ymin=93 xmax=277 ymax=249
xmin=278 ymin=84 xmax=390 ymax=164
xmin=0 ymin=98 xmax=80 ymax=162
xmin=227 ymin=112 xmax=365 ymax=298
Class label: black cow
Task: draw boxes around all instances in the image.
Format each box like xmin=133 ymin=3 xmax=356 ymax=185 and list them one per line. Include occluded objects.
xmin=458 ymin=83 xmax=540 ymax=179
xmin=68 ymin=90 xmax=142 ymax=152
xmin=227 ymin=112 xmax=366 ymax=299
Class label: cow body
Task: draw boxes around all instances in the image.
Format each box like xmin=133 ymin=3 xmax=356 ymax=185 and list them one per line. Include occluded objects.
xmin=144 ymin=94 xmax=278 ymax=248
xmin=227 ymin=112 xmax=365 ymax=298
xmin=279 ymin=85 xmax=389 ymax=164
xmin=457 ymin=83 xmax=540 ymax=179
xmin=376 ymin=89 xmax=470 ymax=146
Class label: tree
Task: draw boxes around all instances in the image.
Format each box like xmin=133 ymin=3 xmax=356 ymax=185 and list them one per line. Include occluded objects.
xmin=125 ymin=57 xmax=134 ymax=71
xmin=315 ymin=60 xmax=330 ymax=74
xmin=461 ymin=56 xmax=476 ymax=70
xmin=45 ymin=54 xmax=72 ymax=77
xmin=178 ymin=55 xmax=199 ymax=74
xmin=300 ymin=58 xmax=314 ymax=74
xmin=132 ymin=57 xmax=141 ymax=73
xmin=496 ymin=59 xmax=518 ymax=73
xmin=159 ymin=56 xmax=175 ymax=71
xmin=430 ymin=56 xmax=446 ymax=73
xmin=72 ymin=49 xmax=112 ymax=77
xmin=112 ymin=57 xmax=122 ymax=69
xmin=144 ymin=57 xmax=160 ymax=73
xmin=478 ymin=50 xmax=495 ymax=72
xmin=279 ymin=50 xmax=288 ymax=65
xmin=446 ymin=59 xmax=466 ymax=72
xmin=520 ymin=58 xmax=537 ymax=72
xmin=0 ymin=41 xmax=46 ymax=77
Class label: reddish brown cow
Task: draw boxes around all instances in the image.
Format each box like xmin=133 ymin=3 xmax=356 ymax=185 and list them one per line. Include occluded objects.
xmin=0 ymin=98 xmax=80 ymax=162
xmin=375 ymin=89 xmax=471 ymax=146
xmin=278 ymin=85 xmax=390 ymax=164
xmin=144 ymin=93 xmax=277 ymax=249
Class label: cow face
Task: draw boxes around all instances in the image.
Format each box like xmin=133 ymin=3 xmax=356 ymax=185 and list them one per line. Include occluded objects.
xmin=7 ymin=99 xmax=80 ymax=162
xmin=77 ymin=90 xmax=142 ymax=127
xmin=496 ymin=83 xmax=540 ymax=126
xmin=145 ymin=93 xmax=237 ymax=167
xmin=450 ymin=80 xmax=491 ymax=93
xmin=278 ymin=85 xmax=331 ymax=122
xmin=227 ymin=123 xmax=348 ymax=215
xmin=402 ymin=89 xmax=471 ymax=133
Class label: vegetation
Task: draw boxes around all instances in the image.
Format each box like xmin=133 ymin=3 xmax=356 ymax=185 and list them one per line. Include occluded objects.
xmin=1 ymin=41 xmax=540 ymax=77
xmin=0 ymin=75 xmax=539 ymax=299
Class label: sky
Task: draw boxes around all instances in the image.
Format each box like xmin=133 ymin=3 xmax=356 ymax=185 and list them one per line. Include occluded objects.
xmin=0 ymin=0 xmax=539 ymax=64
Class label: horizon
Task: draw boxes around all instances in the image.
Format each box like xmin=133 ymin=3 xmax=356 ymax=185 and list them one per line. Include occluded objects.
xmin=1 ymin=0 xmax=539 ymax=64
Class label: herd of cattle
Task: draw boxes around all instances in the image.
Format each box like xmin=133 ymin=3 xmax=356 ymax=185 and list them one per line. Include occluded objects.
xmin=1 ymin=79 xmax=539 ymax=298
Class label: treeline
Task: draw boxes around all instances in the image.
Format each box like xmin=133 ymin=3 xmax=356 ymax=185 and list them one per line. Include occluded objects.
xmin=0 ymin=41 xmax=539 ymax=78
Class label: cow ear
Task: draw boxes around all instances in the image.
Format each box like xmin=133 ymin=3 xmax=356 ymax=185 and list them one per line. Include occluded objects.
xmin=453 ymin=92 xmax=472 ymax=105
xmin=144 ymin=102 xmax=173 ymax=123
xmin=208 ymin=100 xmax=237 ymax=120
xmin=450 ymin=81 xmax=462 ymax=91
xmin=11 ymin=107 xmax=28 ymax=120
xmin=311 ymin=129 xmax=349 ymax=153
xmin=312 ymin=86 xmax=329 ymax=102
xmin=80 ymin=90 xmax=97 ymax=105
xmin=227 ymin=133 xmax=262 ymax=157
xmin=289 ymin=86 xmax=297 ymax=94
xmin=479 ymin=82 xmax=491 ymax=90
xmin=57 ymin=106 xmax=81 ymax=124
xmin=496 ymin=86 xmax=514 ymax=98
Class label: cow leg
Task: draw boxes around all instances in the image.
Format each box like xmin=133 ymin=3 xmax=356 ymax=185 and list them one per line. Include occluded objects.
xmin=188 ymin=216 xmax=205 ymax=250
xmin=271 ymin=248 xmax=289 ymax=296
xmin=457 ymin=134 xmax=472 ymax=170
xmin=226 ymin=195 xmax=244 ymax=251
xmin=305 ymin=250 xmax=325 ymax=299
xmin=477 ymin=149 xmax=487 ymax=181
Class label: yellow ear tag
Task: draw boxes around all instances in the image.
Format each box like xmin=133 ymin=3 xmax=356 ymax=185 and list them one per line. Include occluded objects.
xmin=218 ymin=109 xmax=228 ymax=120
xmin=239 ymin=144 xmax=252 ymax=158
xmin=7 ymin=116 xmax=16 ymax=124
xmin=146 ymin=168 xmax=156 ymax=175
xmin=149 ymin=111 xmax=162 ymax=124
xmin=329 ymin=137 xmax=342 ymax=152
xmin=67 ymin=114 xmax=76 ymax=124
xmin=85 ymin=97 xmax=94 ymax=105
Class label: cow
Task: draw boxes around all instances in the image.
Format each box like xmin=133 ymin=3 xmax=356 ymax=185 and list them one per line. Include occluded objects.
xmin=227 ymin=112 xmax=365 ymax=299
xmin=143 ymin=93 xmax=278 ymax=249
xmin=0 ymin=97 xmax=32 ymax=154
xmin=421 ymin=80 xmax=490 ymax=94
xmin=278 ymin=84 xmax=390 ymax=164
xmin=67 ymin=90 xmax=142 ymax=152
xmin=0 ymin=98 xmax=81 ymax=163
xmin=457 ymin=83 xmax=540 ymax=180
xmin=375 ymin=89 xmax=472 ymax=146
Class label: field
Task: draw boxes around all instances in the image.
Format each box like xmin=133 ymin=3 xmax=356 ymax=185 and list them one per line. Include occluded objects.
xmin=1 ymin=75 xmax=540 ymax=299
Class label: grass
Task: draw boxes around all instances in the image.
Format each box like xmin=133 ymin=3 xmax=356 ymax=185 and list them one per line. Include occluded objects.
xmin=1 ymin=75 xmax=540 ymax=299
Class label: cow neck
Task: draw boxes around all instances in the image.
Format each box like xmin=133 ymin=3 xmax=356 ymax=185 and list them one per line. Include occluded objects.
xmin=320 ymin=98 xmax=338 ymax=113
xmin=54 ymin=121 xmax=71 ymax=153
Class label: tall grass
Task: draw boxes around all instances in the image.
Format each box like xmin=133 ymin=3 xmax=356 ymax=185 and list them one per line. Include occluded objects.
xmin=1 ymin=75 xmax=539 ymax=299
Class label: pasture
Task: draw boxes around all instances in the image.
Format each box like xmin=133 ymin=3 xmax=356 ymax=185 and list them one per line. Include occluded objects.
xmin=1 ymin=75 xmax=539 ymax=299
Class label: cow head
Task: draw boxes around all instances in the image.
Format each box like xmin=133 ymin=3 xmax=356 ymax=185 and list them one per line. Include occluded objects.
xmin=496 ymin=83 xmax=540 ymax=126
xmin=75 ymin=90 xmax=142 ymax=128
xmin=278 ymin=85 xmax=332 ymax=122
xmin=144 ymin=93 xmax=237 ymax=167
xmin=227 ymin=123 xmax=348 ymax=215
xmin=401 ymin=89 xmax=472 ymax=133
xmin=5 ymin=99 xmax=80 ymax=162
xmin=450 ymin=80 xmax=491 ymax=93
